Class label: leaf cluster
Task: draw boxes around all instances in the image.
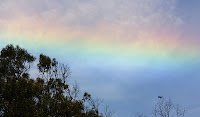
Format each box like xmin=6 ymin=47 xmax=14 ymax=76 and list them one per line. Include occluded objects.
xmin=0 ymin=44 xmax=103 ymax=117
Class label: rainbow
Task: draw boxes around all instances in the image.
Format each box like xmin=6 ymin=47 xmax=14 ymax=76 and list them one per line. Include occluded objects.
xmin=0 ymin=17 xmax=200 ymax=69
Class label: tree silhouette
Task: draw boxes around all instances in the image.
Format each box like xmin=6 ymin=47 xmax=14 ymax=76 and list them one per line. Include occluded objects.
xmin=0 ymin=44 xmax=35 ymax=79
xmin=153 ymin=97 xmax=186 ymax=117
xmin=0 ymin=44 xmax=107 ymax=117
xmin=135 ymin=97 xmax=186 ymax=117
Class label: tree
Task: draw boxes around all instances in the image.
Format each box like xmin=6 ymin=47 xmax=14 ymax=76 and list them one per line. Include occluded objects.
xmin=135 ymin=97 xmax=186 ymax=117
xmin=103 ymin=105 xmax=115 ymax=117
xmin=0 ymin=44 xmax=35 ymax=79
xmin=37 ymin=54 xmax=71 ymax=82
xmin=153 ymin=97 xmax=186 ymax=117
xmin=0 ymin=44 xmax=108 ymax=117
xmin=37 ymin=54 xmax=52 ymax=79
xmin=134 ymin=112 xmax=147 ymax=117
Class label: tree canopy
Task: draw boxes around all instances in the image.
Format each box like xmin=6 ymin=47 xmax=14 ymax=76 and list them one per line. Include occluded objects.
xmin=0 ymin=44 xmax=35 ymax=79
xmin=0 ymin=44 xmax=109 ymax=117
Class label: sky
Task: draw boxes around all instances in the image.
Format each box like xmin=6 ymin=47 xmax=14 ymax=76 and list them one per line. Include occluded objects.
xmin=0 ymin=0 xmax=200 ymax=116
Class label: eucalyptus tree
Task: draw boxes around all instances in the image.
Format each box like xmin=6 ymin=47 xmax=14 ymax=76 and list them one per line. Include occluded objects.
xmin=0 ymin=44 xmax=104 ymax=117
xmin=0 ymin=44 xmax=35 ymax=79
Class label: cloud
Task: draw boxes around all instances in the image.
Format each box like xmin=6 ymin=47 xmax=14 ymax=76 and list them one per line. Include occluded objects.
xmin=0 ymin=0 xmax=182 ymax=39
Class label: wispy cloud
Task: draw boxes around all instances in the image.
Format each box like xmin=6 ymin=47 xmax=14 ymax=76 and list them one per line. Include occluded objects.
xmin=0 ymin=0 xmax=182 ymax=40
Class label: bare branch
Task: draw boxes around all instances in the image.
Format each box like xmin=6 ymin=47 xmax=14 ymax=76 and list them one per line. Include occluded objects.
xmin=153 ymin=97 xmax=186 ymax=117
xmin=103 ymin=105 xmax=114 ymax=117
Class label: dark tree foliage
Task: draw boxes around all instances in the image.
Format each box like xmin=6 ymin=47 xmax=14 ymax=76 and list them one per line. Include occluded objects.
xmin=0 ymin=44 xmax=35 ymax=79
xmin=0 ymin=44 xmax=103 ymax=117
xmin=37 ymin=54 xmax=52 ymax=77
